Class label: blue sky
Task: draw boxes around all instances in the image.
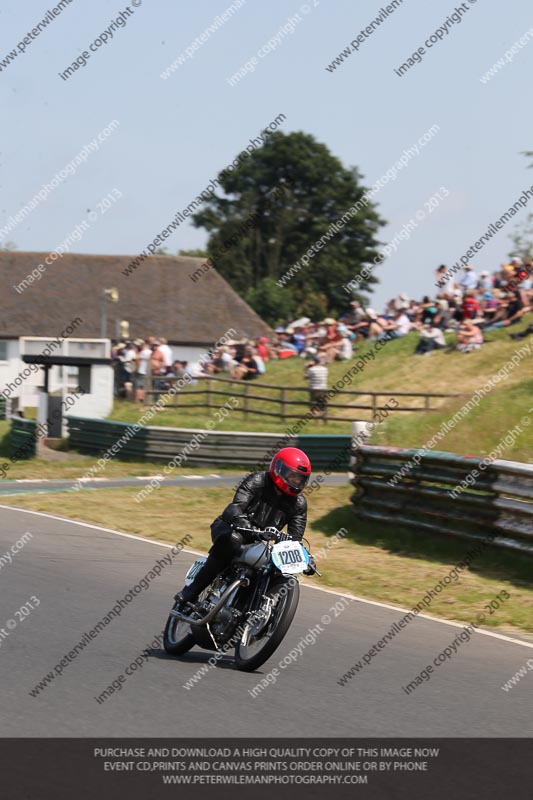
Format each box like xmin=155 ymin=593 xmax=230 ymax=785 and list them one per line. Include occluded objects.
xmin=1 ymin=0 xmax=532 ymax=309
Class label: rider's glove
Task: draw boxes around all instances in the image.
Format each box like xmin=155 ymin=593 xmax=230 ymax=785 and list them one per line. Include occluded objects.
xmin=232 ymin=515 xmax=251 ymax=530
xmin=303 ymin=555 xmax=317 ymax=576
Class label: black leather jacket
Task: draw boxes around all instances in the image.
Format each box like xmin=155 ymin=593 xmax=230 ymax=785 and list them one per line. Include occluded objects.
xmin=220 ymin=471 xmax=307 ymax=541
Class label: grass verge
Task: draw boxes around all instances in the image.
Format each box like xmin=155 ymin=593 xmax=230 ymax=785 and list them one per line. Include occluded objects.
xmin=3 ymin=485 xmax=532 ymax=635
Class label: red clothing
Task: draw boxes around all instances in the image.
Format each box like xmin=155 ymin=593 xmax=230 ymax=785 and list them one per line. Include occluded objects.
xmin=462 ymin=297 xmax=480 ymax=319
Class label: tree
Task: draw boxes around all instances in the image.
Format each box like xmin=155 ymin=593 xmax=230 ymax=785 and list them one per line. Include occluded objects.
xmin=509 ymin=151 xmax=533 ymax=261
xmin=245 ymin=277 xmax=295 ymax=326
xmin=178 ymin=248 xmax=209 ymax=258
xmin=192 ymin=131 xmax=384 ymax=318
xmin=0 ymin=241 xmax=17 ymax=251
xmin=509 ymin=213 xmax=533 ymax=261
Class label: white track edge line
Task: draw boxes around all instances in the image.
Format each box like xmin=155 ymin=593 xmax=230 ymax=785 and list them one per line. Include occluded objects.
xmin=1 ymin=503 xmax=531 ymax=650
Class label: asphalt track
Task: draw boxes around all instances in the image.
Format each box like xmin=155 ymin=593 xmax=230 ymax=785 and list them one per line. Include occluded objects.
xmin=0 ymin=472 xmax=349 ymax=496
xmin=1 ymin=503 xmax=532 ymax=737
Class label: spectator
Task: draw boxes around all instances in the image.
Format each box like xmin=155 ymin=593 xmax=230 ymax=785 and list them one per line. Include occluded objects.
xmin=435 ymin=264 xmax=454 ymax=293
xmin=135 ymin=341 xmax=151 ymax=403
xmin=479 ymin=271 xmax=492 ymax=291
xmin=236 ymin=347 xmax=259 ymax=380
xmin=158 ymin=337 xmax=173 ymax=373
xmin=462 ymin=290 xmax=481 ymax=321
xmin=305 ymin=356 xmax=329 ymax=420
xmin=123 ymin=342 xmax=138 ymax=399
xmin=150 ymin=341 xmax=166 ymax=376
xmin=256 ymin=337 xmax=270 ymax=362
xmin=172 ymin=360 xmax=188 ymax=381
xmin=415 ymin=324 xmax=445 ymax=355
xmin=457 ymin=319 xmax=483 ymax=352
xmin=459 ymin=264 xmax=478 ymax=292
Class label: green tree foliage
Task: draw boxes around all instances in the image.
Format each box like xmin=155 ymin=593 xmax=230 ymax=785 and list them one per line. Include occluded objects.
xmin=192 ymin=131 xmax=384 ymax=318
xmin=178 ymin=248 xmax=209 ymax=258
xmin=509 ymin=213 xmax=533 ymax=261
xmin=245 ymin=278 xmax=295 ymax=327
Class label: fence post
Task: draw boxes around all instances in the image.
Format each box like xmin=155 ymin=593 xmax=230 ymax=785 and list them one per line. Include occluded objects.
xmin=206 ymin=378 xmax=212 ymax=410
xmin=147 ymin=364 xmax=153 ymax=404
xmin=244 ymin=384 xmax=250 ymax=419
xmin=281 ymin=387 xmax=286 ymax=421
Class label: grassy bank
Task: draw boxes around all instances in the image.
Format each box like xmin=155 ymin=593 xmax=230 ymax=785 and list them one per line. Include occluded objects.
xmin=105 ymin=324 xmax=533 ymax=460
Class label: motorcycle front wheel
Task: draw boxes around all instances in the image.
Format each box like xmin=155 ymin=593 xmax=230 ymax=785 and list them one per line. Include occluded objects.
xmin=163 ymin=602 xmax=195 ymax=655
xmin=234 ymin=578 xmax=300 ymax=672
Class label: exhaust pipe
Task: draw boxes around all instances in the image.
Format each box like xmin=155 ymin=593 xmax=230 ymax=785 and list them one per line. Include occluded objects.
xmin=169 ymin=578 xmax=246 ymax=626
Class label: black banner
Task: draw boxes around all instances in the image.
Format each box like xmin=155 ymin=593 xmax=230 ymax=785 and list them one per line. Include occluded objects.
xmin=2 ymin=738 xmax=531 ymax=799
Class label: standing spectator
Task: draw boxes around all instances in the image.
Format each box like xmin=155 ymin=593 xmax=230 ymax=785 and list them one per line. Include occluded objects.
xmin=435 ymin=264 xmax=454 ymax=293
xmin=459 ymin=264 xmax=478 ymax=292
xmin=123 ymin=342 xmax=138 ymax=400
xmin=305 ymin=356 xmax=329 ymax=420
xmin=150 ymin=341 xmax=166 ymax=393
xmin=135 ymin=341 xmax=151 ymax=403
xmin=479 ymin=271 xmax=492 ymax=291
xmin=151 ymin=341 xmax=166 ymax=375
xmin=158 ymin=337 xmax=173 ymax=373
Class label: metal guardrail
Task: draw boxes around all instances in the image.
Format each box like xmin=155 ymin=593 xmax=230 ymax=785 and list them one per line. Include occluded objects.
xmin=9 ymin=416 xmax=37 ymax=459
xmin=66 ymin=416 xmax=352 ymax=470
xmin=350 ymin=444 xmax=533 ymax=555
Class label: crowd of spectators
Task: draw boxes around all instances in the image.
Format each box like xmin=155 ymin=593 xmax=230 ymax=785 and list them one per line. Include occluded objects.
xmin=112 ymin=256 xmax=533 ymax=402
xmin=335 ymin=256 xmax=533 ymax=356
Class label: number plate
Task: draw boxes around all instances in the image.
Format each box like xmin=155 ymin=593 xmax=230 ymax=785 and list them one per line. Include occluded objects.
xmin=184 ymin=558 xmax=207 ymax=585
xmin=271 ymin=541 xmax=309 ymax=574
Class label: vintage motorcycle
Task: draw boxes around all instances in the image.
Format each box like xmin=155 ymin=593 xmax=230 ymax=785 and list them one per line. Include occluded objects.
xmin=163 ymin=526 xmax=319 ymax=672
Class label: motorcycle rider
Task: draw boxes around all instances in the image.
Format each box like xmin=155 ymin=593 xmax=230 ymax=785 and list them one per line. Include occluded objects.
xmin=175 ymin=447 xmax=316 ymax=609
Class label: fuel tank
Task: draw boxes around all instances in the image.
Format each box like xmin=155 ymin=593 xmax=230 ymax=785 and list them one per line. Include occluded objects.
xmin=236 ymin=542 xmax=269 ymax=569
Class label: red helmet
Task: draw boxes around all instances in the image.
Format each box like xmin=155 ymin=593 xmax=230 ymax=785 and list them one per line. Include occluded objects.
xmin=269 ymin=447 xmax=311 ymax=496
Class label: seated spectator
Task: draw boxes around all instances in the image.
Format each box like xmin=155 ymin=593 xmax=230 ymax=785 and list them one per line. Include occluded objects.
xmin=172 ymin=360 xmax=188 ymax=380
xmin=235 ymin=347 xmax=259 ymax=380
xmin=415 ymin=324 xmax=445 ymax=355
xmin=352 ymin=308 xmax=385 ymax=340
xmin=256 ymin=337 xmax=270 ymax=362
xmin=462 ymin=290 xmax=481 ymax=321
xmin=381 ymin=308 xmax=412 ymax=338
xmin=336 ymin=324 xmax=354 ymax=359
xmin=456 ymin=320 xmax=483 ymax=352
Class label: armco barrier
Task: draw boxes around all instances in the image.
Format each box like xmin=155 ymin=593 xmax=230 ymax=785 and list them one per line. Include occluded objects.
xmin=9 ymin=416 xmax=37 ymax=459
xmin=66 ymin=417 xmax=352 ymax=470
xmin=350 ymin=444 xmax=533 ymax=555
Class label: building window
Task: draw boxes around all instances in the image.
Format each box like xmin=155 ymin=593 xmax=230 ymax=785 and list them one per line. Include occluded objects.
xmin=0 ymin=341 xmax=8 ymax=361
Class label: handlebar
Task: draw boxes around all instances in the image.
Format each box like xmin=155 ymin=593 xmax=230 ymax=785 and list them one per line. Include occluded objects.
xmin=233 ymin=526 xmax=289 ymax=543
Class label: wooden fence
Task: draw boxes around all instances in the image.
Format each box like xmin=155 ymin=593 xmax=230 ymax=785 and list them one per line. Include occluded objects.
xmin=146 ymin=374 xmax=458 ymax=423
